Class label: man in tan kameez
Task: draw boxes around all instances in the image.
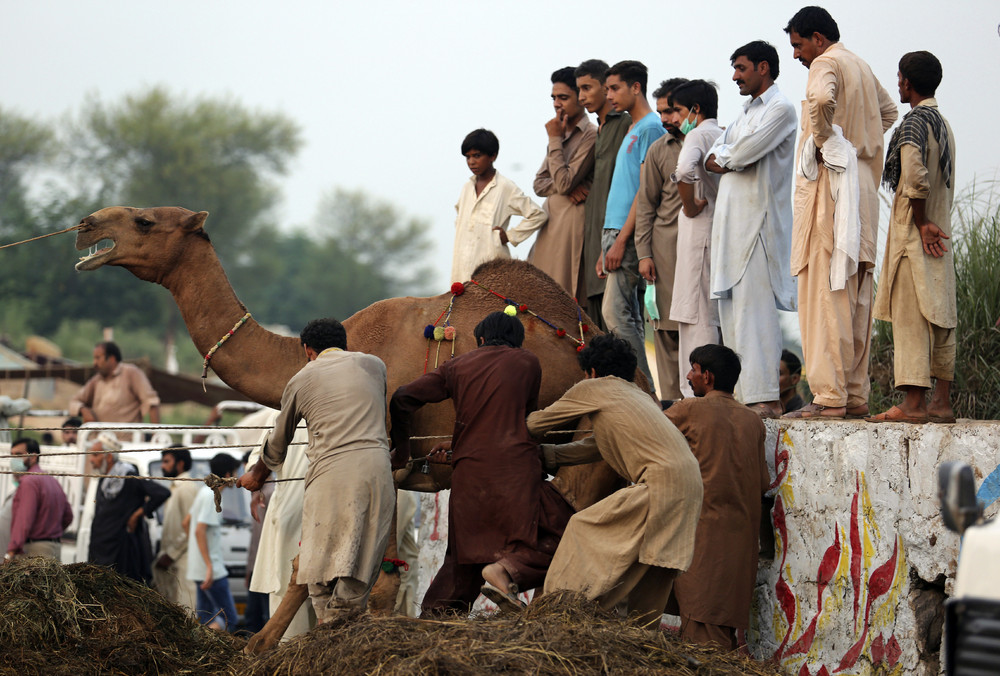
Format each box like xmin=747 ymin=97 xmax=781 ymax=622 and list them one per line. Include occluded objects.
xmin=636 ymin=77 xmax=688 ymax=403
xmin=868 ymin=51 xmax=956 ymax=424
xmin=527 ymin=334 xmax=703 ymax=628
xmin=783 ymin=7 xmax=898 ymax=419
xmin=666 ymin=344 xmax=769 ymax=649
xmin=530 ymin=66 xmax=597 ymax=300
xmin=239 ymin=317 xmax=395 ymax=623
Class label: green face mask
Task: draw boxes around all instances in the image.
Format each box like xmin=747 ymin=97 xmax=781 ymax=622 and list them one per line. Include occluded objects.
xmin=679 ymin=111 xmax=698 ymax=135
xmin=10 ymin=458 xmax=28 ymax=474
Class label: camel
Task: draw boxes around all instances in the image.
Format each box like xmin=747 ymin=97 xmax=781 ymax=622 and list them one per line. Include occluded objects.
xmin=73 ymin=206 xmax=625 ymax=650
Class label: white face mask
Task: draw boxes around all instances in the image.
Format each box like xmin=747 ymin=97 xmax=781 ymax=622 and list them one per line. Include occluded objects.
xmin=11 ymin=457 xmax=28 ymax=473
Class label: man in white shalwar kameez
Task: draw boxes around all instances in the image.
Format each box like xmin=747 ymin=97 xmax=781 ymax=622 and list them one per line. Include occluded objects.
xmin=706 ymin=41 xmax=798 ymax=417
xmin=240 ymin=318 xmax=395 ymax=623
xmin=245 ymin=408 xmax=316 ymax=638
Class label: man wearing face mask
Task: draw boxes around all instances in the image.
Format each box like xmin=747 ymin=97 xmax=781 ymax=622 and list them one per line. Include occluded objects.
xmin=706 ymin=41 xmax=798 ymax=418
xmin=152 ymin=445 xmax=199 ymax=610
xmin=88 ymin=432 xmax=170 ymax=583
xmin=529 ymin=66 xmax=597 ymax=300
xmin=634 ymin=77 xmax=688 ymax=405
xmin=668 ymin=80 xmax=725 ymax=400
xmin=5 ymin=438 xmax=73 ymax=563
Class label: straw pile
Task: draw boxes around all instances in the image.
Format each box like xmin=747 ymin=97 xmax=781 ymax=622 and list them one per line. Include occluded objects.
xmin=250 ymin=591 xmax=784 ymax=676
xmin=0 ymin=557 xmax=246 ymax=675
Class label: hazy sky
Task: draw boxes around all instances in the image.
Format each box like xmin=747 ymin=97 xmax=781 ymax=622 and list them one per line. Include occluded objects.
xmin=4 ymin=0 xmax=998 ymax=291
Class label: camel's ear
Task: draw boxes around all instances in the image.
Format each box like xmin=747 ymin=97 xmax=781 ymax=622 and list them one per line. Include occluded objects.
xmin=181 ymin=211 xmax=209 ymax=232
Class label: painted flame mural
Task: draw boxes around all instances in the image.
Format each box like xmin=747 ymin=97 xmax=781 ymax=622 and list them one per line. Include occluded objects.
xmin=763 ymin=429 xmax=908 ymax=675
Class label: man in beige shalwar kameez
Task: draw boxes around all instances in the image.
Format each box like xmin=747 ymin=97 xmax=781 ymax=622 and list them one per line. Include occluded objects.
xmin=783 ymin=7 xmax=898 ymax=419
xmin=530 ymin=67 xmax=597 ymax=299
xmin=240 ymin=318 xmax=395 ymax=623
xmin=869 ymin=51 xmax=956 ymax=424
xmin=527 ymin=334 xmax=702 ymax=628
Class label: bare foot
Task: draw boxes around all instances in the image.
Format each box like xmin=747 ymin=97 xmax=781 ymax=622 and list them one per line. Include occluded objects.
xmin=748 ymin=402 xmax=781 ymax=418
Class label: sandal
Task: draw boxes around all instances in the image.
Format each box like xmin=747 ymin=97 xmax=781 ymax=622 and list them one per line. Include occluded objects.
xmin=781 ymin=403 xmax=846 ymax=420
xmin=865 ymin=406 xmax=929 ymax=424
xmin=481 ymin=582 xmax=525 ymax=612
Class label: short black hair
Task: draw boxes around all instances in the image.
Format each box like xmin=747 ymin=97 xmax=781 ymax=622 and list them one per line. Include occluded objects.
xmin=575 ymin=59 xmax=611 ymax=84
xmin=607 ymin=60 xmax=649 ymax=97
xmin=474 ymin=311 xmax=525 ymax=348
xmin=689 ymin=344 xmax=741 ymax=393
xmin=551 ymin=66 xmax=579 ymax=92
xmin=652 ymin=77 xmax=689 ymax=101
xmin=162 ymin=446 xmax=193 ymax=473
xmin=300 ymin=317 xmax=348 ymax=352
xmin=669 ymin=80 xmax=719 ymax=119
xmin=97 ymin=341 xmax=122 ymax=362
xmin=784 ymin=6 xmax=840 ymax=42
xmin=63 ymin=417 xmax=83 ymax=429
xmin=210 ymin=452 xmax=241 ymax=478
xmin=461 ymin=128 xmax=499 ymax=157
xmin=731 ymin=40 xmax=781 ymax=80
xmin=577 ymin=333 xmax=637 ymax=381
xmin=781 ymin=349 xmax=802 ymax=376
xmin=899 ymin=51 xmax=942 ymax=97
xmin=11 ymin=437 xmax=40 ymax=456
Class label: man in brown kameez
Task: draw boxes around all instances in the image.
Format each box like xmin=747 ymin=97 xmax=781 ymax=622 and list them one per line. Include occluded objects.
xmin=868 ymin=51 xmax=956 ymax=424
xmin=239 ymin=318 xmax=395 ymax=623
xmin=528 ymin=333 xmax=702 ymax=628
xmin=390 ymin=312 xmax=574 ymax=614
xmin=665 ymin=344 xmax=769 ymax=649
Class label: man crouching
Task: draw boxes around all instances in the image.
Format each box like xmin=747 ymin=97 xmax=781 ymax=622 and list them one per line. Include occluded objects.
xmin=528 ymin=333 xmax=703 ymax=628
xmin=239 ymin=317 xmax=394 ymax=623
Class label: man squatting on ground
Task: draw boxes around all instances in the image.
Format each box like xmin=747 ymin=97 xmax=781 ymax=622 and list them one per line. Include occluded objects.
xmin=666 ymin=344 xmax=769 ymax=649
xmin=869 ymin=50 xmax=957 ymax=424
xmin=239 ymin=318 xmax=395 ymax=624
xmin=528 ymin=333 xmax=703 ymax=628
xmin=390 ymin=311 xmax=575 ymax=614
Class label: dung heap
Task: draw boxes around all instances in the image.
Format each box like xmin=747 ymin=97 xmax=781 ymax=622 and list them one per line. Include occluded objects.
xmin=250 ymin=591 xmax=784 ymax=676
xmin=0 ymin=557 xmax=247 ymax=675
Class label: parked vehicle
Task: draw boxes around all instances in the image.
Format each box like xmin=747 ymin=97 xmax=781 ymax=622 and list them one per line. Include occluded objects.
xmin=938 ymin=461 xmax=1000 ymax=674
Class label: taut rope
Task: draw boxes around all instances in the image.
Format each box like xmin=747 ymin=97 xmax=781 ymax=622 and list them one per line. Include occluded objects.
xmin=0 ymin=224 xmax=83 ymax=250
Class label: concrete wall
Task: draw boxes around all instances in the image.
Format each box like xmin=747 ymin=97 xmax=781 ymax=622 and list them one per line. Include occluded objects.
xmin=749 ymin=419 xmax=1000 ymax=675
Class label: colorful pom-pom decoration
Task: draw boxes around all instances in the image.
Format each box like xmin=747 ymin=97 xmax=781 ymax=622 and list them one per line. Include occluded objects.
xmin=450 ymin=282 xmax=465 ymax=296
xmin=504 ymin=305 xmax=518 ymax=317
xmin=423 ymin=324 xmax=435 ymax=339
xmin=556 ymin=328 xmax=566 ymax=338
xmin=518 ymin=304 xmax=528 ymax=313
xmin=443 ymin=326 xmax=457 ymax=341
xmin=582 ymin=324 xmax=589 ymax=333
xmin=433 ymin=326 xmax=446 ymax=341
xmin=577 ymin=345 xmax=585 ymax=352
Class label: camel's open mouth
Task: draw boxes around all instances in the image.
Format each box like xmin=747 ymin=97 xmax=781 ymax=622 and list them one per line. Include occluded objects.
xmin=75 ymin=238 xmax=116 ymax=271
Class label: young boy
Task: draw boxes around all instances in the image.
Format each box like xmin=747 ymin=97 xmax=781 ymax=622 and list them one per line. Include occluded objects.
xmin=451 ymin=129 xmax=547 ymax=283
xmin=187 ymin=452 xmax=241 ymax=631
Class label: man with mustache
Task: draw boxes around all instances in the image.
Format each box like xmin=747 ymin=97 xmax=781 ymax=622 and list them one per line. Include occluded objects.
xmin=705 ymin=41 xmax=797 ymax=417
xmin=635 ymin=77 xmax=688 ymax=405
xmin=782 ymin=6 xmax=898 ymax=419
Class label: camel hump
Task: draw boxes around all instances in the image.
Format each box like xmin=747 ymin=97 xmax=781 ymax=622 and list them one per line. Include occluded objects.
xmin=468 ymin=259 xmax=579 ymax=316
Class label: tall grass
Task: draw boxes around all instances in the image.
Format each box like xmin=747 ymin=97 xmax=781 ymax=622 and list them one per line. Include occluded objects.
xmin=870 ymin=180 xmax=1000 ymax=419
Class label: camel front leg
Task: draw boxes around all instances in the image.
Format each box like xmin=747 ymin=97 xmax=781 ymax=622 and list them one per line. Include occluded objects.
xmin=243 ymin=554 xmax=309 ymax=655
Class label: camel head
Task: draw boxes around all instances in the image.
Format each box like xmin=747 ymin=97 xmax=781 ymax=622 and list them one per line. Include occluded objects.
xmin=75 ymin=206 xmax=210 ymax=282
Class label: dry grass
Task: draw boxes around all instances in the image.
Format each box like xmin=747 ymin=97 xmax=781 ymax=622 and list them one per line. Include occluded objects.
xmin=250 ymin=591 xmax=784 ymax=676
xmin=0 ymin=558 xmax=785 ymax=675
